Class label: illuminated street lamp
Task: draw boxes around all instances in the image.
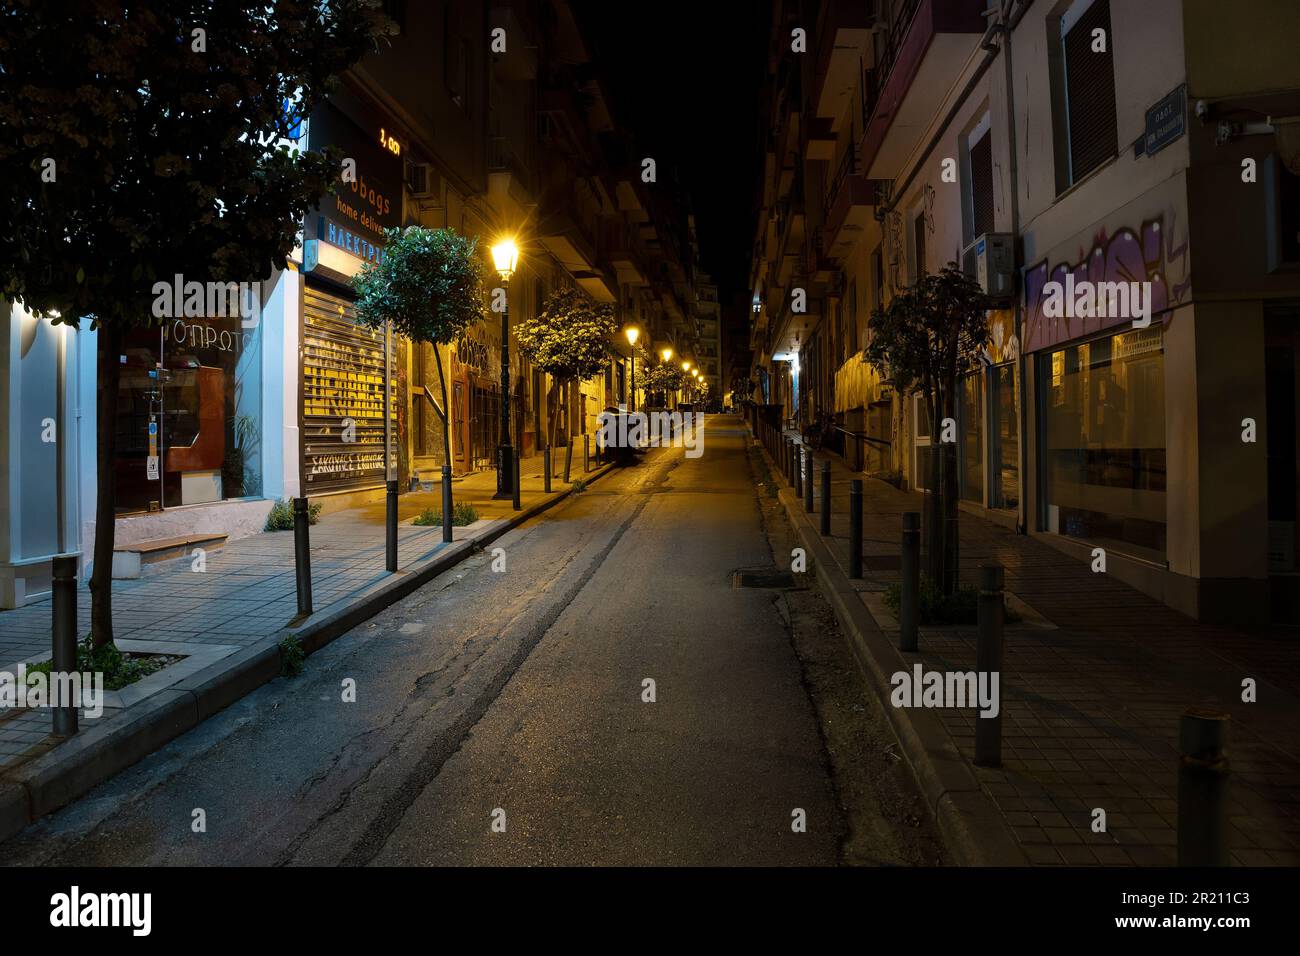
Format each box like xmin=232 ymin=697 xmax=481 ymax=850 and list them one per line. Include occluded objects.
xmin=491 ymin=238 xmax=520 ymax=499
xmin=661 ymin=346 xmax=673 ymax=363
xmin=681 ymin=360 xmax=692 ymax=373
xmin=625 ymin=326 xmax=640 ymax=412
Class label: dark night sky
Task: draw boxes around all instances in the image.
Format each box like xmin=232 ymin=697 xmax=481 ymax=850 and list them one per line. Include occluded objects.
xmin=575 ymin=1 xmax=771 ymax=305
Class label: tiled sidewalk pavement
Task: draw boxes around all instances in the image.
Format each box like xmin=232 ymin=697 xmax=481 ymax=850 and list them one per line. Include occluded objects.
xmin=764 ymin=428 xmax=1300 ymax=866
xmin=0 ymin=448 xmax=601 ymax=770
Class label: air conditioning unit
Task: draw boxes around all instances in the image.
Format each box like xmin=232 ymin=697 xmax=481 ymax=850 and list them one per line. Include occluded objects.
xmin=961 ymin=233 xmax=1015 ymax=302
xmin=404 ymin=160 xmax=437 ymax=198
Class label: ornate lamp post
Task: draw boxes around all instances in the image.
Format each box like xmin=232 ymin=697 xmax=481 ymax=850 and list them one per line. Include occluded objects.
xmin=625 ymin=326 xmax=640 ymax=412
xmin=491 ymin=238 xmax=519 ymax=499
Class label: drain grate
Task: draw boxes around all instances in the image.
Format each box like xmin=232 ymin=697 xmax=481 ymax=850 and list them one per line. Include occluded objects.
xmin=733 ymin=570 xmax=799 ymax=589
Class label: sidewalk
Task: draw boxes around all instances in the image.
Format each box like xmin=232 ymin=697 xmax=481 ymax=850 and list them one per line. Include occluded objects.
xmin=0 ymin=449 xmax=614 ymax=841
xmin=756 ymin=425 xmax=1300 ymax=866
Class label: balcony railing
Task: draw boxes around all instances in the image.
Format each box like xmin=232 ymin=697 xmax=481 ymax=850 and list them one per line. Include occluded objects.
xmin=865 ymin=0 xmax=922 ymax=126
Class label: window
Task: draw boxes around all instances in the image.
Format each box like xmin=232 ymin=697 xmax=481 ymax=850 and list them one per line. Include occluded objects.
xmin=968 ymin=122 xmax=994 ymax=240
xmin=445 ymin=8 xmax=469 ymax=110
xmin=960 ymin=372 xmax=984 ymax=503
xmin=1039 ymin=326 xmax=1166 ymax=558
xmin=1057 ymin=0 xmax=1117 ymax=188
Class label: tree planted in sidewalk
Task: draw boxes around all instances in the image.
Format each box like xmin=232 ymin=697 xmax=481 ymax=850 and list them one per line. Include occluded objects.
xmin=514 ymin=286 xmax=615 ymax=476
xmin=353 ymin=226 xmax=487 ymax=537
xmin=863 ymin=264 xmax=992 ymax=594
xmin=0 ymin=1 xmax=387 ymax=649
xmin=641 ymin=361 xmax=685 ymax=409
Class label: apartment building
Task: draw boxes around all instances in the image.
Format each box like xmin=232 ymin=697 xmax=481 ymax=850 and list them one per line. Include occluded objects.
xmin=748 ymin=0 xmax=1300 ymax=624
xmin=0 ymin=0 xmax=702 ymax=604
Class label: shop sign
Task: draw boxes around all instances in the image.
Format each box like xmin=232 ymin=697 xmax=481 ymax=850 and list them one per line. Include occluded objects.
xmin=306 ymin=101 xmax=403 ymax=261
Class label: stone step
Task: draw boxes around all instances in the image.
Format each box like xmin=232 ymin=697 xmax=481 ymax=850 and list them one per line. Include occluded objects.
xmin=111 ymin=533 xmax=228 ymax=579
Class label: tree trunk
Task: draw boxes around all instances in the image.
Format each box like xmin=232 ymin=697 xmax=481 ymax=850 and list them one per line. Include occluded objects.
xmin=924 ymin=388 xmax=942 ymax=587
xmin=939 ymin=379 xmax=960 ymax=595
xmin=90 ymin=325 xmax=123 ymax=650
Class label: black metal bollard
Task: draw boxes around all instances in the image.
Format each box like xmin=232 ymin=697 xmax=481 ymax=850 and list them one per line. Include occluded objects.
xmin=820 ymin=461 xmax=831 ymax=535
xmin=51 ymin=555 xmax=78 ymax=737
xmin=386 ymin=479 xmax=399 ymax=572
xmin=583 ymin=434 xmax=590 ymax=473
xmin=543 ymin=446 xmax=553 ymax=493
xmin=441 ymin=465 xmax=453 ymax=544
xmin=1178 ymin=709 xmax=1230 ymax=866
xmin=793 ymin=444 xmax=803 ymax=497
xmin=512 ymin=453 xmax=521 ymax=511
xmin=849 ymin=479 xmax=863 ymax=579
xmin=900 ymin=511 xmax=921 ymax=652
xmin=293 ymin=498 xmax=313 ymax=616
xmin=974 ymin=563 xmax=1005 ymax=767
xmin=804 ymin=450 xmax=814 ymax=512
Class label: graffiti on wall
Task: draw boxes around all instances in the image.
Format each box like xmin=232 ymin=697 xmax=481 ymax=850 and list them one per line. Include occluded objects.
xmin=1024 ymin=212 xmax=1190 ymax=352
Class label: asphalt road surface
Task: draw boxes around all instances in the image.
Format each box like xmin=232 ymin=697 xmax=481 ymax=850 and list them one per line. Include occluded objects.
xmin=3 ymin=415 xmax=942 ymax=866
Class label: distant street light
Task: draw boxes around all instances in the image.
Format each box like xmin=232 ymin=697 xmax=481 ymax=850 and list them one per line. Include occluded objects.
xmin=681 ymin=360 xmax=691 ymax=373
xmin=625 ymin=326 xmax=640 ymax=412
xmin=661 ymin=346 xmax=673 ymax=363
xmin=491 ymin=237 xmax=520 ymax=499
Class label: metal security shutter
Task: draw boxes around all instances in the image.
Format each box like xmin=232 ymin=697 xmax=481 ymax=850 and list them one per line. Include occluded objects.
xmin=969 ymin=128 xmax=994 ymax=239
xmin=301 ymin=283 xmax=394 ymax=493
xmin=1063 ymin=0 xmax=1117 ymax=184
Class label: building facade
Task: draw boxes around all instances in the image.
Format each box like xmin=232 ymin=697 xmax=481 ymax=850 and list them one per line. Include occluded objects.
xmin=0 ymin=0 xmax=705 ymax=606
xmin=746 ymin=0 xmax=1300 ymax=624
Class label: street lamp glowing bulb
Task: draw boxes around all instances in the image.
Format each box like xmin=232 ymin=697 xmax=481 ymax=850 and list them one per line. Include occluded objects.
xmin=490 ymin=238 xmax=519 ymax=281
xmin=681 ymin=360 xmax=691 ymax=372
xmin=625 ymin=326 xmax=640 ymax=346
xmin=661 ymin=347 xmax=673 ymax=362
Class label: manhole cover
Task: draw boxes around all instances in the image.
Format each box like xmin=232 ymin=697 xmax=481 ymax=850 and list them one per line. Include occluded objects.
xmin=733 ymin=570 xmax=799 ymax=589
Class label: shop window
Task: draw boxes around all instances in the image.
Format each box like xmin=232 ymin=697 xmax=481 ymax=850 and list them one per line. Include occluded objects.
xmin=115 ymin=310 xmax=263 ymax=515
xmin=1039 ymin=327 xmax=1166 ymax=558
xmin=990 ymin=363 xmax=1019 ymax=510
xmin=960 ymin=372 xmax=984 ymax=504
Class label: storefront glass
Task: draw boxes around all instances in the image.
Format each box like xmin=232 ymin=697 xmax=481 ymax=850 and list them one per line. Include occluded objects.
xmin=1039 ymin=326 xmax=1166 ymax=558
xmin=115 ymin=312 xmax=263 ymax=514
xmin=990 ymin=363 xmax=1019 ymax=510
xmin=960 ymin=372 xmax=983 ymax=503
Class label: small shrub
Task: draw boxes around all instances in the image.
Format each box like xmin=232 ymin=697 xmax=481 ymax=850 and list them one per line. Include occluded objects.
xmin=279 ymin=636 xmax=305 ymax=677
xmin=413 ymin=502 xmax=479 ymax=527
xmin=265 ymin=498 xmax=321 ymax=532
xmin=884 ymin=580 xmax=1020 ymax=625
xmin=27 ymin=636 xmax=173 ymax=691
xmin=571 ymin=478 xmax=587 ymax=493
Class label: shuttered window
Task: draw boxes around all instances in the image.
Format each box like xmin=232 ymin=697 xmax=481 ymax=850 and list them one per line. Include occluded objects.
xmin=1062 ymin=0 xmax=1117 ymax=185
xmin=969 ymin=128 xmax=994 ymax=239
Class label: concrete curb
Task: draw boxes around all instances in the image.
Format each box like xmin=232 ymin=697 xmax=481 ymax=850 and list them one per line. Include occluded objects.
xmin=754 ymin=435 xmax=1026 ymax=866
xmin=0 ymin=462 xmax=618 ymax=844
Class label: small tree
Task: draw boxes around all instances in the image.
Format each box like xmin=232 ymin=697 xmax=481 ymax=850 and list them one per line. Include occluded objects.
xmin=641 ymin=362 xmax=684 ymax=409
xmin=514 ymin=287 xmax=616 ymax=467
xmin=864 ymin=265 xmax=991 ymax=594
xmin=353 ymin=226 xmax=487 ymax=527
xmin=0 ymin=1 xmax=385 ymax=649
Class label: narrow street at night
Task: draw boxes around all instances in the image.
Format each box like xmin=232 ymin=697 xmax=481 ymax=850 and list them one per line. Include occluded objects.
xmin=2 ymin=0 xmax=1299 ymax=938
xmin=1 ymin=417 xmax=940 ymax=867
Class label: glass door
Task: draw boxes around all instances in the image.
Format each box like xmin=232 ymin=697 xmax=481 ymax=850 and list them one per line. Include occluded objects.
xmin=113 ymin=328 xmax=166 ymax=514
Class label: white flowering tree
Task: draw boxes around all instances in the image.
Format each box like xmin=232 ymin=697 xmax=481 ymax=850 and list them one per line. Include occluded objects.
xmin=515 ymin=287 xmax=616 ymax=473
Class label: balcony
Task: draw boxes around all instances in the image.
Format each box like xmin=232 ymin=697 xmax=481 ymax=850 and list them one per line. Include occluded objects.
xmin=813 ymin=0 xmax=875 ymax=119
xmin=859 ymin=0 xmax=987 ymax=180
xmin=487 ymin=136 xmax=534 ymax=221
xmin=600 ymin=217 xmax=648 ymax=287
xmin=823 ymin=137 xmax=886 ymax=255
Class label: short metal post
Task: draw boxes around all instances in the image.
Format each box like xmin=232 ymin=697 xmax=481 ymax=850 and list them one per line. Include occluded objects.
xmin=793 ymin=444 xmax=803 ymax=497
xmin=51 ymin=555 xmax=78 ymax=737
xmin=293 ymin=498 xmax=313 ymax=616
xmin=804 ymin=450 xmax=814 ymax=512
xmin=385 ymin=479 xmax=399 ymax=572
xmin=974 ymin=563 xmax=1004 ymax=767
xmin=512 ymin=453 xmax=521 ymax=511
xmin=543 ymin=446 xmax=553 ymax=493
xmin=820 ymin=461 xmax=831 ymax=535
xmin=441 ymin=465 xmax=453 ymax=544
xmin=583 ymin=434 xmax=590 ymax=473
xmin=1178 ymin=709 xmax=1231 ymax=866
xmin=900 ymin=511 xmax=920 ymax=652
xmin=849 ymin=479 xmax=863 ymax=579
